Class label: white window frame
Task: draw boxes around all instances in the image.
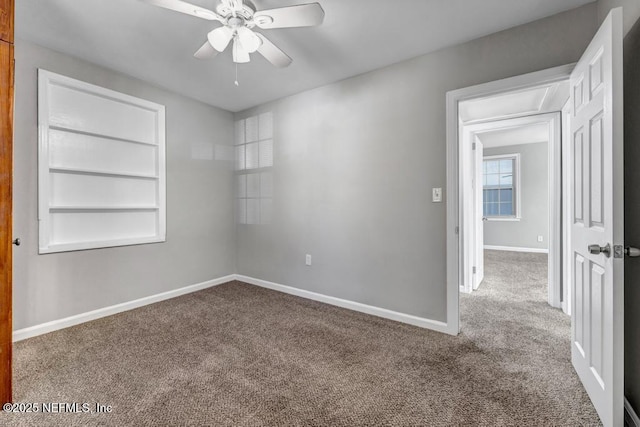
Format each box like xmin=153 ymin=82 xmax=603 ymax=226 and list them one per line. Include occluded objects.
xmin=482 ymin=153 xmax=521 ymax=221
xmin=38 ymin=70 xmax=166 ymax=253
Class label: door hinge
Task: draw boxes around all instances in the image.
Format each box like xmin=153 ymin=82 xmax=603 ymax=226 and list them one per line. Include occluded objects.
xmin=472 ymin=266 xmax=477 ymax=274
xmin=472 ymin=142 xmax=476 ymax=150
xmin=455 ymin=226 xmax=459 ymax=235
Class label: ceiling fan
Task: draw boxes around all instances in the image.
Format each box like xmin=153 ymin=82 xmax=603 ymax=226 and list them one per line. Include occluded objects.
xmin=142 ymin=0 xmax=325 ymax=68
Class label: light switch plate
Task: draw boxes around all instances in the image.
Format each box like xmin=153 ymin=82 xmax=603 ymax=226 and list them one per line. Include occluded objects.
xmin=432 ymin=188 xmax=443 ymax=203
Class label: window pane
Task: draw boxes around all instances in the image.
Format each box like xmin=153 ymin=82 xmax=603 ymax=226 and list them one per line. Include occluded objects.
xmin=259 ymin=139 xmax=273 ymax=168
xmin=500 ymin=173 xmax=513 ymax=186
xmin=486 ymin=160 xmax=499 ymax=174
xmin=245 ymin=116 xmax=259 ymax=143
xmin=487 ymin=203 xmax=499 ymax=216
xmin=486 ymin=173 xmax=500 ymax=186
xmin=499 ymin=202 xmax=513 ymax=216
xmin=246 ymin=173 xmax=260 ymax=198
xmin=500 ymin=189 xmax=513 ymax=203
xmin=499 ymin=159 xmax=513 ymax=174
xmin=245 ymin=142 xmax=259 ymax=169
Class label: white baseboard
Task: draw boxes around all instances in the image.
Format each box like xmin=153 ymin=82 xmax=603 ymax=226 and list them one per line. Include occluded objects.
xmin=235 ymin=275 xmax=453 ymax=335
xmin=627 ymin=397 xmax=640 ymax=427
xmin=13 ymin=274 xmax=236 ymax=342
xmin=484 ymin=245 xmax=549 ymax=254
xmin=13 ymin=273 xmax=454 ymax=341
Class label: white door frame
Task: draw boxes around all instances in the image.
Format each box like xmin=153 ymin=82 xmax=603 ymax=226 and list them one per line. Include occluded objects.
xmin=446 ymin=64 xmax=574 ymax=334
xmin=459 ymin=113 xmax=562 ymax=309
xmin=561 ymin=99 xmax=573 ymax=316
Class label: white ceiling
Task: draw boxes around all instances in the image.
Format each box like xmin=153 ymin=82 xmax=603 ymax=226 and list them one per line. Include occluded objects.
xmin=477 ymin=122 xmax=550 ymax=148
xmin=459 ymin=80 xmax=570 ymax=123
xmin=16 ymin=0 xmax=593 ymax=112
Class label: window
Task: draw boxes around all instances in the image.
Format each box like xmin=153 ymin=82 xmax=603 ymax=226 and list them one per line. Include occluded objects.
xmin=235 ymin=112 xmax=273 ymax=225
xmin=483 ymin=154 xmax=519 ymax=218
xmin=38 ymin=70 xmax=166 ymax=253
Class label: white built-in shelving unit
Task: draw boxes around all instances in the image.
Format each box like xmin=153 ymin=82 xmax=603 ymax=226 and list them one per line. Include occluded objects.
xmin=38 ymin=70 xmax=166 ymax=253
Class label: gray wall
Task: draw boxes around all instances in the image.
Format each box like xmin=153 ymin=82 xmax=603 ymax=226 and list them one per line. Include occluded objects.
xmin=598 ymin=0 xmax=640 ymax=35
xmin=13 ymin=40 xmax=236 ymax=330
xmin=234 ymin=4 xmax=599 ymax=322
xmin=483 ymin=142 xmax=549 ymax=250
xmin=597 ymin=0 xmax=640 ymax=416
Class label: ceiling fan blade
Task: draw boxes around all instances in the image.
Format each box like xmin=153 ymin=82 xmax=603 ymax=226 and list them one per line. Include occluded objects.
xmin=236 ymin=27 xmax=261 ymax=53
xmin=256 ymin=33 xmax=292 ymax=68
xmin=140 ymin=0 xmax=222 ymax=21
xmin=232 ymin=38 xmax=251 ymax=63
xmin=254 ymin=3 xmax=324 ymax=29
xmin=208 ymin=26 xmax=234 ymax=52
xmin=193 ymin=41 xmax=218 ymax=59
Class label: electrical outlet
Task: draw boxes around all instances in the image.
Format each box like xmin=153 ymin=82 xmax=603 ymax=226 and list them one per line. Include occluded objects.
xmin=537 ymin=235 xmax=544 ymax=242
xmin=432 ymin=188 xmax=443 ymax=203
xmin=305 ymin=254 xmax=312 ymax=266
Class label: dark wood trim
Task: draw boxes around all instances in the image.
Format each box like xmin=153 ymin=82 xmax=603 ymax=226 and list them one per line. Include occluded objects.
xmin=0 ymin=0 xmax=12 ymax=402
xmin=0 ymin=39 xmax=12 ymax=404
xmin=0 ymin=0 xmax=13 ymax=43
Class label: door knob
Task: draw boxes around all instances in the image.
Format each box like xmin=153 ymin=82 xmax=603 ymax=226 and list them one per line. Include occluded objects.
xmin=12 ymin=238 xmax=20 ymax=246
xmin=626 ymin=247 xmax=640 ymax=257
xmin=482 ymin=217 xmax=488 ymax=221
xmin=588 ymin=243 xmax=611 ymax=257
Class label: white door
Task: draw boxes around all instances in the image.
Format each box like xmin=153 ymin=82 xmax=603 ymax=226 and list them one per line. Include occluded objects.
xmin=473 ymin=139 xmax=484 ymax=289
xmin=570 ymin=8 xmax=623 ymax=427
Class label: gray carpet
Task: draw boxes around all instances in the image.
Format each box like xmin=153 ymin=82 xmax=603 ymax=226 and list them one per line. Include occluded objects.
xmin=3 ymin=251 xmax=600 ymax=426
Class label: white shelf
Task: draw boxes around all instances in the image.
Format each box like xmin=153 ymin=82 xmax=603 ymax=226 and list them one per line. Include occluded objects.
xmin=49 ymin=166 xmax=158 ymax=180
xmin=49 ymin=205 xmax=159 ymax=212
xmin=49 ymin=124 xmax=159 ymax=147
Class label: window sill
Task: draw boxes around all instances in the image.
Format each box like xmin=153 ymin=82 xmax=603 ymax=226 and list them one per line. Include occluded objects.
xmin=486 ymin=217 xmax=521 ymax=222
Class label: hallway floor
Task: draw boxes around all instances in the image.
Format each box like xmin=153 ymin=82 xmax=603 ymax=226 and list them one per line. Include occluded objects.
xmin=461 ymin=249 xmax=600 ymax=425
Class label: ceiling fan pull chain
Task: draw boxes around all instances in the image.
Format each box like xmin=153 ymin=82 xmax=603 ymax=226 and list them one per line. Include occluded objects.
xmin=235 ymin=63 xmax=239 ymax=86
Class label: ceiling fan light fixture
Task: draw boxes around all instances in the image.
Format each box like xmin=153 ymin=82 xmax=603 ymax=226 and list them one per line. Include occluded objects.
xmin=208 ymin=26 xmax=234 ymax=52
xmin=237 ymin=27 xmax=261 ymax=53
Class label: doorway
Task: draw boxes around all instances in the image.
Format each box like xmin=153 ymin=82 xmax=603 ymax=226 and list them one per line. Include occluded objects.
xmin=444 ymin=64 xmax=575 ymax=337
xmin=459 ymin=110 xmax=563 ymax=311
xmin=446 ymin=9 xmax=625 ymax=424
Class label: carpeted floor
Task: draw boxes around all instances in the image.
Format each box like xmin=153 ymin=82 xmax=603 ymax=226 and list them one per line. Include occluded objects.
xmin=3 ymin=250 xmax=600 ymax=426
